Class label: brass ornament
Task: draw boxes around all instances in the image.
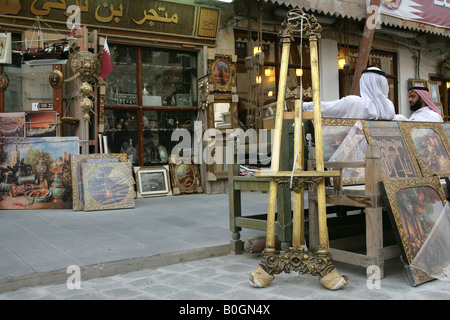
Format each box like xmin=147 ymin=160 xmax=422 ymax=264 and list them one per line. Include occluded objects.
xmin=49 ymin=69 xmax=64 ymax=89
xmin=0 ymin=72 xmax=9 ymax=92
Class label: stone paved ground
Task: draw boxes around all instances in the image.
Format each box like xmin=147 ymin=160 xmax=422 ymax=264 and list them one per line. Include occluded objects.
xmin=1 ymin=252 xmax=449 ymax=301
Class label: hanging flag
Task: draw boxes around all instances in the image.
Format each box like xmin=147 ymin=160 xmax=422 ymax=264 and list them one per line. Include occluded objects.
xmin=100 ymin=38 xmax=113 ymax=79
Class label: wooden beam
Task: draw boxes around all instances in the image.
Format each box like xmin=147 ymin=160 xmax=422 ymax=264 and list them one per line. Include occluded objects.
xmin=350 ymin=0 xmax=381 ymax=95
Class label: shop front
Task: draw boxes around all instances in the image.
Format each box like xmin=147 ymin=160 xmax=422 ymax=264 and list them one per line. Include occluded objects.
xmin=0 ymin=0 xmax=222 ymax=166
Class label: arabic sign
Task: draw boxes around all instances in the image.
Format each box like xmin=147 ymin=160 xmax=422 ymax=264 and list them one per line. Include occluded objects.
xmin=378 ymin=0 xmax=450 ymax=29
xmin=0 ymin=0 xmax=219 ymax=39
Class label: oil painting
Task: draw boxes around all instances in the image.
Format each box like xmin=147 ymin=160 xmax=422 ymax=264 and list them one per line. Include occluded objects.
xmin=169 ymin=157 xmax=202 ymax=195
xmin=399 ymin=122 xmax=450 ymax=177
xmin=363 ymin=120 xmax=420 ymax=180
xmin=71 ymin=153 xmax=128 ymax=211
xmin=82 ymin=162 xmax=135 ymax=212
xmin=0 ymin=136 xmax=79 ymax=209
xmin=136 ymin=166 xmax=171 ymax=197
xmin=0 ymin=112 xmax=25 ymax=137
xmin=323 ymin=119 xmax=367 ymax=185
xmin=380 ymin=176 xmax=446 ymax=286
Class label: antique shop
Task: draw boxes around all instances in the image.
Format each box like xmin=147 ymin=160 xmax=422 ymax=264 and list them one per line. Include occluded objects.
xmin=0 ymin=0 xmax=449 ymax=200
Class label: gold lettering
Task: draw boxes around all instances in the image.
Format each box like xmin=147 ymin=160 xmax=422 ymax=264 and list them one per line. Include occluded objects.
xmin=95 ymin=3 xmax=123 ymax=23
xmin=132 ymin=7 xmax=179 ymax=27
xmin=30 ymin=0 xmax=67 ymax=16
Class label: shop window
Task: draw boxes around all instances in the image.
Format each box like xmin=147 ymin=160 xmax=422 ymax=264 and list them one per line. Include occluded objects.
xmin=102 ymin=44 xmax=198 ymax=166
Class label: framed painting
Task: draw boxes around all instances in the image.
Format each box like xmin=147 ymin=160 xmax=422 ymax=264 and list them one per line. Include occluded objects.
xmin=25 ymin=111 xmax=58 ymax=137
xmin=169 ymin=157 xmax=203 ymax=195
xmin=409 ymin=79 xmax=427 ymax=89
xmin=399 ymin=122 xmax=450 ymax=177
xmin=71 ymin=153 xmax=128 ymax=211
xmin=176 ymin=93 xmax=192 ymax=107
xmin=82 ymin=161 xmax=135 ymax=211
xmin=0 ymin=136 xmax=79 ymax=210
xmin=208 ymin=54 xmax=236 ymax=92
xmin=322 ymin=119 xmax=367 ymax=185
xmin=427 ymin=81 xmax=441 ymax=104
xmin=136 ymin=166 xmax=171 ymax=197
xmin=363 ymin=120 xmax=420 ymax=181
xmin=380 ymin=176 xmax=446 ymax=286
xmin=0 ymin=112 xmax=25 ymax=137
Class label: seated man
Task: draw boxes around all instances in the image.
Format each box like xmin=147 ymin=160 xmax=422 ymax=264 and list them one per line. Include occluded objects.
xmin=303 ymin=67 xmax=395 ymax=120
xmin=394 ymin=86 xmax=443 ymax=122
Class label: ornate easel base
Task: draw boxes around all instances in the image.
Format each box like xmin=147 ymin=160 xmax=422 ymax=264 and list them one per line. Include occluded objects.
xmin=249 ymin=247 xmax=349 ymax=290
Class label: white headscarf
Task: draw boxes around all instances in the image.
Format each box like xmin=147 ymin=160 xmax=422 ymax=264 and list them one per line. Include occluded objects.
xmin=359 ymin=67 xmax=395 ymax=120
xmin=303 ymin=67 xmax=395 ymax=120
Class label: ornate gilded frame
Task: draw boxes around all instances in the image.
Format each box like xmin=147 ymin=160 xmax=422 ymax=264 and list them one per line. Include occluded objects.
xmin=399 ymin=122 xmax=450 ymax=178
xmin=362 ymin=120 xmax=421 ymax=181
xmin=82 ymin=161 xmax=135 ymax=212
xmin=322 ymin=119 xmax=367 ymax=185
xmin=71 ymin=153 xmax=127 ymax=211
xmin=208 ymin=54 xmax=236 ymax=92
xmin=380 ymin=175 xmax=446 ymax=286
xmin=168 ymin=157 xmax=202 ymax=195
xmin=136 ymin=166 xmax=171 ymax=197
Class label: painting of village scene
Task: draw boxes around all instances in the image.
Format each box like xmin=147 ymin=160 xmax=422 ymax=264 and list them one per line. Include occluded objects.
xmin=0 ymin=136 xmax=79 ymax=209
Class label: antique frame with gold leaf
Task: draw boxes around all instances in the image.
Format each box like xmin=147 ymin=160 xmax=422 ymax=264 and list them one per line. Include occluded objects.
xmin=168 ymin=157 xmax=202 ymax=195
xmin=71 ymin=153 xmax=127 ymax=211
xmin=362 ymin=120 xmax=421 ymax=181
xmin=399 ymin=122 xmax=450 ymax=178
xmin=380 ymin=176 xmax=446 ymax=286
xmin=82 ymin=161 xmax=135 ymax=212
xmin=208 ymin=54 xmax=236 ymax=92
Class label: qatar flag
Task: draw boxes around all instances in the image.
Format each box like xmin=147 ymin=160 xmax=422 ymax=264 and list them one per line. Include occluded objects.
xmin=376 ymin=0 xmax=450 ymax=28
xmin=100 ymin=38 xmax=113 ymax=79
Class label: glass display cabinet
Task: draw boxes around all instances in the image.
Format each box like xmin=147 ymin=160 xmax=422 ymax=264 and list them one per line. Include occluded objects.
xmin=102 ymin=44 xmax=198 ymax=166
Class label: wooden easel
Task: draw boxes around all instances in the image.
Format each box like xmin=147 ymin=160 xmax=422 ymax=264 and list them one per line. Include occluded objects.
xmin=249 ymin=9 xmax=348 ymax=290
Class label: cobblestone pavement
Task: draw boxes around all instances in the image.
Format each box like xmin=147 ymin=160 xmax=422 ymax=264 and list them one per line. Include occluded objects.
xmin=1 ymin=252 xmax=449 ymax=301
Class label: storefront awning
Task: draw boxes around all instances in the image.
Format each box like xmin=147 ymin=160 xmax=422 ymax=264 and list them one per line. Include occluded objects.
xmin=265 ymin=0 xmax=450 ymax=38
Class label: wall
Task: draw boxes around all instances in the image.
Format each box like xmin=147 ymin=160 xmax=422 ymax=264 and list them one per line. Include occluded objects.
xmin=319 ymin=38 xmax=339 ymax=101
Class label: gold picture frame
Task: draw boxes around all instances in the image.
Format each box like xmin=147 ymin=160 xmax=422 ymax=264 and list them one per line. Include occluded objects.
xmin=380 ymin=175 xmax=446 ymax=286
xmin=71 ymin=153 xmax=128 ymax=211
xmin=208 ymin=54 xmax=236 ymax=92
xmin=399 ymin=122 xmax=450 ymax=178
xmin=168 ymin=157 xmax=202 ymax=195
xmin=362 ymin=120 xmax=421 ymax=181
xmin=82 ymin=161 xmax=135 ymax=212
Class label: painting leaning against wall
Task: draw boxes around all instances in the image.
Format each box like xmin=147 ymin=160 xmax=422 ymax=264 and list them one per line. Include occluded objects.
xmin=0 ymin=136 xmax=79 ymax=209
